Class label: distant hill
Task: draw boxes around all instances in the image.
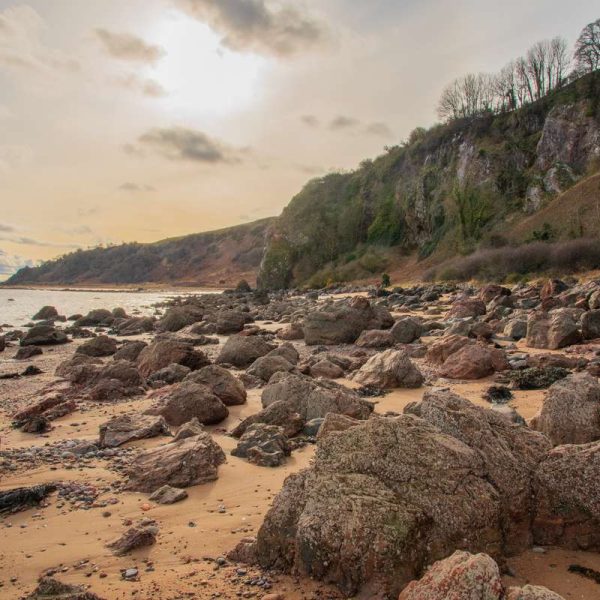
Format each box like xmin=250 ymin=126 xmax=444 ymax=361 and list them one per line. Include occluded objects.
xmin=6 ymin=218 xmax=274 ymax=287
xmin=258 ymin=72 xmax=600 ymax=288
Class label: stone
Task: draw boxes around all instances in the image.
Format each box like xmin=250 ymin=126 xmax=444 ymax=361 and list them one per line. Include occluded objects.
xmin=21 ymin=325 xmax=68 ymax=346
xmin=504 ymin=319 xmax=527 ymax=341
xmin=0 ymin=484 xmax=57 ymax=514
xmin=315 ymin=413 xmax=361 ymax=441
xmin=113 ymin=340 xmax=147 ymax=362
xmin=32 ymin=306 xmax=59 ymax=320
xmin=99 ymin=414 xmax=170 ymax=448
xmin=352 ymin=349 xmax=424 ymax=389
xmin=526 ymin=310 xmax=582 ymax=350
xmin=303 ymin=297 xmax=375 ymax=345
xmin=581 ymin=309 xmax=600 ymax=340
xmin=530 ymin=372 xmax=600 ymax=445
xmin=145 ymin=381 xmax=229 ymax=426
xmin=157 ymin=306 xmax=203 ymax=332
xmin=505 ymin=586 xmax=565 ymax=600
xmin=24 ymin=577 xmax=104 ymax=600
xmin=149 ymin=485 xmax=188 ymax=505
xmin=277 ymin=323 xmax=304 ymax=340
xmin=55 ymin=354 xmax=101 ymax=383
xmin=533 ymin=441 xmax=600 ymax=550
xmin=440 ymin=343 xmax=509 ymax=379
xmin=137 ymin=340 xmax=209 ymax=377
xmin=98 ymin=360 xmax=144 ymax=387
xmin=426 ymin=334 xmax=474 ymax=365
xmin=391 ymin=317 xmax=422 ymax=344
xmin=216 ymin=335 xmax=274 ymax=368
xmin=355 ymin=329 xmax=394 ymax=348
xmin=479 ymin=285 xmax=511 ymax=304
xmin=172 ymin=417 xmax=205 ymax=442
xmin=247 ymin=355 xmax=295 ymax=382
xmin=75 ymin=308 xmax=113 ymax=326
xmin=266 ymin=342 xmax=299 ymax=365
xmin=88 ymin=379 xmax=142 ymax=402
xmin=216 ymin=309 xmax=251 ymax=334
xmin=15 ymin=346 xmax=43 ymax=360
xmin=310 ymin=359 xmax=345 ymax=379
xmin=447 ymin=297 xmax=486 ymax=319
xmin=232 ymin=424 xmax=290 ymax=467
xmin=107 ymin=525 xmax=157 ymax=555
xmin=126 ymin=433 xmax=226 ymax=492
xmin=76 ymin=335 xmax=118 ymax=357
xmin=147 ymin=363 xmax=190 ymax=385
xmin=508 ymin=367 xmax=569 ymax=390
xmin=185 ymin=365 xmax=247 ymax=406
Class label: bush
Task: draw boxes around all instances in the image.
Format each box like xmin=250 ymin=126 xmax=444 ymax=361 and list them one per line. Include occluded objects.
xmin=424 ymin=238 xmax=600 ymax=282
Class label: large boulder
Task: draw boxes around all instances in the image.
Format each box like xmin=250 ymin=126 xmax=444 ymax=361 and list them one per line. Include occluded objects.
xmin=76 ymin=335 xmax=118 ymax=357
xmin=137 ymin=340 xmax=209 ymax=377
xmin=98 ymin=414 xmax=170 ymax=448
xmin=533 ymin=441 xmax=600 ymax=550
xmin=98 ymin=360 xmax=144 ymax=387
xmin=125 ymin=432 xmax=226 ymax=492
xmin=113 ymin=340 xmax=147 ymax=362
xmin=75 ymin=308 xmax=113 ymax=327
xmin=303 ymin=297 xmax=375 ymax=345
xmin=355 ymin=329 xmax=394 ymax=348
xmin=526 ymin=310 xmax=582 ymax=350
xmin=391 ymin=317 xmax=422 ymax=344
xmin=216 ymin=335 xmax=274 ymax=368
xmin=247 ymin=355 xmax=295 ymax=382
xmin=530 ymin=373 xmax=600 ymax=445
xmin=216 ymin=309 xmax=251 ymax=334
xmin=33 ymin=306 xmax=59 ymax=320
xmin=426 ymin=335 xmax=474 ymax=365
xmin=581 ymin=309 xmax=600 ymax=340
xmin=185 ymin=365 xmax=246 ymax=405
xmin=447 ymin=297 xmax=486 ymax=319
xmin=440 ymin=344 xmax=509 ymax=380
xmin=21 ymin=325 xmax=68 ymax=346
xmin=157 ymin=306 xmax=203 ymax=332
xmin=352 ymin=349 xmax=424 ymax=389
xmin=145 ymin=381 xmax=229 ymax=426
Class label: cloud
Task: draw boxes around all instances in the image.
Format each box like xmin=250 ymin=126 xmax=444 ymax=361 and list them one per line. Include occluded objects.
xmin=364 ymin=121 xmax=393 ymax=137
xmin=174 ymin=0 xmax=326 ymax=58
xmin=0 ymin=248 xmax=33 ymax=276
xmin=0 ymin=234 xmax=80 ymax=249
xmin=117 ymin=73 xmax=168 ymax=98
xmin=119 ymin=182 xmax=156 ymax=192
xmin=329 ymin=115 xmax=360 ymax=130
xmin=132 ymin=127 xmax=243 ymax=164
xmin=0 ymin=223 xmax=15 ymax=232
xmin=0 ymin=5 xmax=79 ymax=74
xmin=300 ymin=114 xmax=319 ymax=127
xmin=95 ymin=29 xmax=166 ymax=64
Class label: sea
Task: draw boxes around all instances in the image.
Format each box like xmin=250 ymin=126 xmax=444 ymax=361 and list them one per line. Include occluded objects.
xmin=0 ymin=288 xmax=219 ymax=328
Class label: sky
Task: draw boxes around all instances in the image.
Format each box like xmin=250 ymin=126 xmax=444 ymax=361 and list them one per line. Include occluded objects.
xmin=0 ymin=0 xmax=598 ymax=277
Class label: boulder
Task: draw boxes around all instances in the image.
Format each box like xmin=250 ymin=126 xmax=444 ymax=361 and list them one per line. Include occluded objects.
xmin=185 ymin=365 xmax=246 ymax=406
xmin=145 ymin=381 xmax=229 ymax=426
xmin=355 ymin=329 xmax=394 ymax=348
xmin=15 ymin=346 xmax=43 ymax=360
xmin=74 ymin=308 xmax=113 ymax=327
xmin=310 ymin=359 xmax=345 ymax=379
xmin=0 ymin=484 xmax=57 ymax=515
xmin=98 ymin=414 xmax=170 ymax=448
xmin=479 ymin=284 xmax=511 ymax=304
xmin=352 ymin=349 xmax=424 ymax=389
xmin=113 ymin=340 xmax=147 ymax=362
xmin=247 ymin=355 xmax=295 ymax=382
xmin=504 ymin=319 xmax=527 ymax=341
xmin=137 ymin=340 xmax=209 ymax=377
xmin=76 ymin=335 xmax=118 ymax=357
xmin=440 ymin=344 xmax=509 ymax=380
xmin=55 ymin=354 xmax=101 ymax=383
xmin=277 ymin=323 xmax=304 ymax=340
xmin=98 ymin=360 xmax=144 ymax=387
xmin=147 ymin=363 xmax=190 ymax=385
xmin=107 ymin=525 xmax=157 ymax=555
xmin=581 ymin=309 xmax=600 ymax=340
xmin=266 ymin=343 xmax=299 ymax=365
xmin=149 ymin=485 xmax=188 ymax=505
xmin=526 ymin=310 xmax=582 ymax=350
xmin=231 ymin=423 xmax=290 ymax=466
xmin=33 ymin=306 xmax=59 ymax=320
xmin=316 ymin=413 xmax=361 ymax=441
xmin=508 ymin=367 xmax=569 ymax=390
xmin=447 ymin=297 xmax=486 ymax=319
xmin=530 ymin=373 xmax=600 ymax=445
xmin=216 ymin=309 xmax=251 ymax=334
xmin=88 ymin=379 xmax=143 ymax=402
xmin=303 ymin=297 xmax=375 ymax=345
xmin=24 ymin=577 xmax=104 ymax=600
xmin=426 ymin=335 xmax=474 ymax=365
xmin=21 ymin=325 xmax=68 ymax=346
xmin=172 ymin=417 xmax=205 ymax=442
xmin=216 ymin=335 xmax=274 ymax=368
xmin=126 ymin=432 xmax=226 ymax=492
xmin=533 ymin=441 xmax=600 ymax=549
xmin=391 ymin=317 xmax=422 ymax=344
xmin=157 ymin=306 xmax=203 ymax=332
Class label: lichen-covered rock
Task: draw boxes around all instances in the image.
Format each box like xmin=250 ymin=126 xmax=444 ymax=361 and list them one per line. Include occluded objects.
xmin=145 ymin=381 xmax=228 ymax=426
xmin=530 ymin=372 xmax=600 ymax=445
xmin=352 ymin=349 xmax=424 ymax=389
xmin=533 ymin=441 xmax=600 ymax=550
xmin=126 ymin=433 xmax=226 ymax=492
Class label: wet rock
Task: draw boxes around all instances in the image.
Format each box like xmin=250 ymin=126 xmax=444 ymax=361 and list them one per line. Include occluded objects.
xmin=185 ymin=365 xmax=247 ymax=406
xmin=15 ymin=345 xmax=43 ymax=360
xmin=232 ymin=424 xmax=290 ymax=467
xmin=32 ymin=306 xmax=59 ymax=321
xmin=216 ymin=335 xmax=275 ymax=368
xmin=126 ymin=432 xmax=226 ymax=492
xmin=352 ymin=349 xmax=424 ymax=389
xmin=107 ymin=525 xmax=158 ymax=555
xmin=0 ymin=484 xmax=57 ymax=514
xmin=137 ymin=340 xmax=209 ymax=377
xmin=533 ymin=440 xmax=600 ymax=550
xmin=440 ymin=343 xmax=509 ymax=379
xmin=76 ymin=335 xmax=118 ymax=357
xmin=530 ymin=372 xmax=600 ymax=445
xmin=21 ymin=325 xmax=68 ymax=346
xmin=149 ymin=485 xmax=188 ymax=505
xmin=99 ymin=414 xmax=170 ymax=448
xmin=145 ymin=381 xmax=228 ymax=426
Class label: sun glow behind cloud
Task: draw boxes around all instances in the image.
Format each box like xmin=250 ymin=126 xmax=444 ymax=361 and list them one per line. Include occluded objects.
xmin=152 ymin=13 xmax=268 ymax=116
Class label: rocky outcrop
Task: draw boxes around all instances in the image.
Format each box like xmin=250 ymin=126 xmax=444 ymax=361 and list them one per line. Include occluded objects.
xmin=352 ymin=349 xmax=424 ymax=389
xmin=126 ymin=433 xmax=226 ymax=492
xmin=530 ymin=373 xmax=600 ymax=445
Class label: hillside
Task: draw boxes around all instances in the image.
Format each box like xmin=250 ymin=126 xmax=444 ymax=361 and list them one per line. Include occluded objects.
xmin=258 ymin=72 xmax=600 ymax=288
xmin=6 ymin=218 xmax=273 ymax=287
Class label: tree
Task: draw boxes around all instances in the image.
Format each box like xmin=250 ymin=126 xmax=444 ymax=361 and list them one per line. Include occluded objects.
xmin=381 ymin=273 xmax=391 ymax=288
xmin=574 ymin=18 xmax=600 ymax=74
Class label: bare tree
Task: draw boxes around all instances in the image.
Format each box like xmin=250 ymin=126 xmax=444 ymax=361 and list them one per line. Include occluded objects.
xmin=549 ymin=37 xmax=570 ymax=88
xmin=574 ymin=18 xmax=600 ymax=74
xmin=437 ymin=73 xmax=497 ymax=121
xmin=494 ymin=61 xmax=518 ymax=111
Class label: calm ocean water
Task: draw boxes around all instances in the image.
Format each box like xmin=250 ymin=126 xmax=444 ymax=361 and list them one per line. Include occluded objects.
xmin=0 ymin=288 xmax=218 ymax=328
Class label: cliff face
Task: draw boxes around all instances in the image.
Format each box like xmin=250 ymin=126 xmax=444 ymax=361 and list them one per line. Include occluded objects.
xmin=258 ymin=73 xmax=600 ymax=289
xmin=6 ymin=218 xmax=274 ymax=287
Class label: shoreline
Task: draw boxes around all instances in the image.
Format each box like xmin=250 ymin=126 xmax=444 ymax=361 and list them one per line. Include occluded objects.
xmin=0 ymin=284 xmax=225 ymax=294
